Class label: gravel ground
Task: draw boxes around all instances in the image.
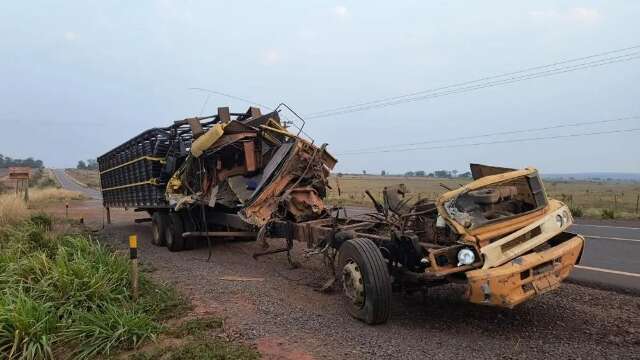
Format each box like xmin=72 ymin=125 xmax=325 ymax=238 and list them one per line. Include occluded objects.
xmin=99 ymin=221 xmax=640 ymax=360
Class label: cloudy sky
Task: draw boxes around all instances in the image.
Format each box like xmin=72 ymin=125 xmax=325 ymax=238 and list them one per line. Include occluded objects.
xmin=1 ymin=1 xmax=639 ymax=174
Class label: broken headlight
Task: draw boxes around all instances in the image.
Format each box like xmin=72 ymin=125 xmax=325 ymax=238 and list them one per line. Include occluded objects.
xmin=457 ymin=248 xmax=476 ymax=266
xmin=555 ymin=214 xmax=564 ymax=227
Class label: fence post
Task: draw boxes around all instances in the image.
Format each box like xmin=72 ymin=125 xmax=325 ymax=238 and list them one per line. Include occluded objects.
xmin=129 ymin=234 xmax=139 ymax=301
xmin=636 ymin=194 xmax=639 ymax=215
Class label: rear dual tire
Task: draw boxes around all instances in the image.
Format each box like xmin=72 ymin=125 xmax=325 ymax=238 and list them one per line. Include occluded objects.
xmin=166 ymin=212 xmax=185 ymax=252
xmin=151 ymin=212 xmax=169 ymax=246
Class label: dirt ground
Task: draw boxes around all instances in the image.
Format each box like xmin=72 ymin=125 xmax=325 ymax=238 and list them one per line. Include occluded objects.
xmin=51 ymin=202 xmax=640 ymax=359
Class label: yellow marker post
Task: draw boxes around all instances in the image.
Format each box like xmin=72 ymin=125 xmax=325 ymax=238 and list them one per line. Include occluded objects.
xmin=129 ymin=234 xmax=139 ymax=301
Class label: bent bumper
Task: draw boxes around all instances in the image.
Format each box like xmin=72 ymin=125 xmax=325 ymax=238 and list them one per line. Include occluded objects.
xmin=465 ymin=233 xmax=584 ymax=308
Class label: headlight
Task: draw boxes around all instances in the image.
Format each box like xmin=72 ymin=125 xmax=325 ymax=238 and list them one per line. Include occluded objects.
xmin=555 ymin=214 xmax=564 ymax=227
xmin=457 ymin=248 xmax=476 ymax=266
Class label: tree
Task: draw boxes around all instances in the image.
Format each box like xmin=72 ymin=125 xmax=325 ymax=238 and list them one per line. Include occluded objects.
xmin=434 ymin=170 xmax=451 ymax=178
xmin=381 ymin=170 xmax=386 ymax=176
xmin=77 ymin=160 xmax=87 ymax=169
xmin=86 ymin=159 xmax=98 ymax=170
xmin=415 ymin=170 xmax=426 ymax=177
xmin=404 ymin=171 xmax=415 ymax=177
xmin=452 ymin=170 xmax=458 ymax=177
xmin=458 ymin=171 xmax=472 ymax=178
xmin=0 ymin=154 xmax=44 ymax=168
xmin=362 ymin=170 xmax=367 ymax=175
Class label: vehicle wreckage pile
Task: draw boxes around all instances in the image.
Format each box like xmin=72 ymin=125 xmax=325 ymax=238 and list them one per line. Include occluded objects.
xmin=98 ymin=106 xmax=585 ymax=324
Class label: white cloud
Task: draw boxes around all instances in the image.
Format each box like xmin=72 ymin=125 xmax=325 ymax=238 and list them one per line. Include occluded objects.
xmin=63 ymin=31 xmax=78 ymax=41
xmin=528 ymin=10 xmax=558 ymax=19
xmin=334 ymin=5 xmax=348 ymax=18
xmin=262 ymin=49 xmax=281 ymax=65
xmin=529 ymin=7 xmax=600 ymax=24
xmin=568 ymin=7 xmax=600 ymax=23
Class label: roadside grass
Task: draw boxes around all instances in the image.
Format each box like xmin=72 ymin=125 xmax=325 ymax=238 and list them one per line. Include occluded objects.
xmin=0 ymin=189 xmax=84 ymax=226
xmin=0 ymin=195 xmax=29 ymax=226
xmin=65 ymin=169 xmax=100 ymax=189
xmin=0 ymin=214 xmax=185 ymax=359
xmin=28 ymin=188 xmax=84 ymax=205
xmin=327 ymin=175 xmax=640 ymax=219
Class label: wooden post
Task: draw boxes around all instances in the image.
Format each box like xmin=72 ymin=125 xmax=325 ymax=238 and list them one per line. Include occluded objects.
xmin=636 ymin=194 xmax=639 ymax=215
xmin=65 ymin=203 xmax=69 ymax=218
xmin=129 ymin=234 xmax=139 ymax=301
xmin=23 ymin=181 xmax=29 ymax=202
xmin=106 ymin=207 xmax=111 ymax=224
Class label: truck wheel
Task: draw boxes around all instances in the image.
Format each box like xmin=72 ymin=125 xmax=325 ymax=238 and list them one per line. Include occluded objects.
xmin=182 ymin=213 xmax=197 ymax=250
xmin=151 ymin=212 xmax=169 ymax=246
xmin=166 ymin=212 xmax=185 ymax=252
xmin=337 ymin=238 xmax=392 ymax=324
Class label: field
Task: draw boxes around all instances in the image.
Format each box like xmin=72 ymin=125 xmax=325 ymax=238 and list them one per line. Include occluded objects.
xmin=327 ymin=175 xmax=640 ymax=219
xmin=65 ymin=169 xmax=101 ymax=189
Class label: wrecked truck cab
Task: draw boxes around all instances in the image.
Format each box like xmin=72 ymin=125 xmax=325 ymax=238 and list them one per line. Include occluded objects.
xmin=429 ymin=166 xmax=585 ymax=307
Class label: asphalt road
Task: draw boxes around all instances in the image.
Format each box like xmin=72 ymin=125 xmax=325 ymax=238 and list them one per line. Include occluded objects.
xmin=53 ymin=169 xmax=639 ymax=292
xmin=570 ymin=221 xmax=640 ymax=290
xmin=52 ymin=168 xmax=102 ymax=200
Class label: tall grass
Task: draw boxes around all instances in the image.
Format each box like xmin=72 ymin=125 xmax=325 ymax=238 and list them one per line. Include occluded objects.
xmin=0 ymin=215 xmax=178 ymax=359
xmin=0 ymin=188 xmax=84 ymax=226
xmin=28 ymin=188 xmax=84 ymax=204
xmin=0 ymin=195 xmax=29 ymax=226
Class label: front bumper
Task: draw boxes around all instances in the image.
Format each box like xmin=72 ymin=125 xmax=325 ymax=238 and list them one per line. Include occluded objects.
xmin=465 ymin=232 xmax=584 ymax=308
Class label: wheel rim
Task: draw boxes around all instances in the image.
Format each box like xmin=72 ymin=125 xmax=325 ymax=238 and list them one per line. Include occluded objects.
xmin=342 ymin=259 xmax=365 ymax=308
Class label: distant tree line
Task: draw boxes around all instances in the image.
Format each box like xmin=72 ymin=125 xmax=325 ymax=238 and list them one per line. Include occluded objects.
xmin=338 ymin=169 xmax=473 ymax=178
xmin=77 ymin=159 xmax=98 ymax=170
xmin=0 ymin=154 xmax=44 ymax=168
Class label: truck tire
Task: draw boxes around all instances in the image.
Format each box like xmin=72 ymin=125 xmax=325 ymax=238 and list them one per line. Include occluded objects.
xmin=166 ymin=212 xmax=185 ymax=252
xmin=151 ymin=212 xmax=169 ymax=246
xmin=182 ymin=212 xmax=197 ymax=250
xmin=337 ymin=238 xmax=392 ymax=325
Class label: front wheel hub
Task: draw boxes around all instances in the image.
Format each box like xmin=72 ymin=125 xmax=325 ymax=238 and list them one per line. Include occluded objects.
xmin=342 ymin=260 xmax=365 ymax=307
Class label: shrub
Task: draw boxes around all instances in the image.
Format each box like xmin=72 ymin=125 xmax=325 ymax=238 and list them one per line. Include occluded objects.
xmin=0 ymin=219 xmax=174 ymax=359
xmin=62 ymin=305 xmax=160 ymax=359
xmin=601 ymin=209 xmax=616 ymax=219
xmin=569 ymin=206 xmax=584 ymax=218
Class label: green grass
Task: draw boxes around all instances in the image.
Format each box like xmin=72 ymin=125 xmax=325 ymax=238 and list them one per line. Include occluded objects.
xmin=172 ymin=317 xmax=224 ymax=338
xmin=165 ymin=340 xmax=259 ymax=360
xmin=0 ymin=215 xmax=183 ymax=359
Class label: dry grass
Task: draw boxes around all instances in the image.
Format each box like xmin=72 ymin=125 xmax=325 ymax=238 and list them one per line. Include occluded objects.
xmin=327 ymin=175 xmax=470 ymax=207
xmin=66 ymin=169 xmax=100 ymax=189
xmin=327 ymin=175 xmax=640 ymax=219
xmin=0 ymin=194 xmax=29 ymax=226
xmin=29 ymin=187 xmax=85 ymax=204
xmin=0 ymin=188 xmax=84 ymax=226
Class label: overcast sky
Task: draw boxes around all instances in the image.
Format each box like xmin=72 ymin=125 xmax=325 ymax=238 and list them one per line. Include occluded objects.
xmin=1 ymin=1 xmax=639 ymax=174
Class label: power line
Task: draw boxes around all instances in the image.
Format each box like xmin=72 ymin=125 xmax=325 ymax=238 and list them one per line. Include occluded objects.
xmin=306 ymin=45 xmax=640 ymax=119
xmin=336 ymin=127 xmax=640 ymax=156
xmin=313 ymin=54 xmax=640 ymax=118
xmin=338 ymin=115 xmax=640 ymax=153
xmin=307 ymin=44 xmax=640 ymax=117
xmin=188 ymin=87 xmax=274 ymax=111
